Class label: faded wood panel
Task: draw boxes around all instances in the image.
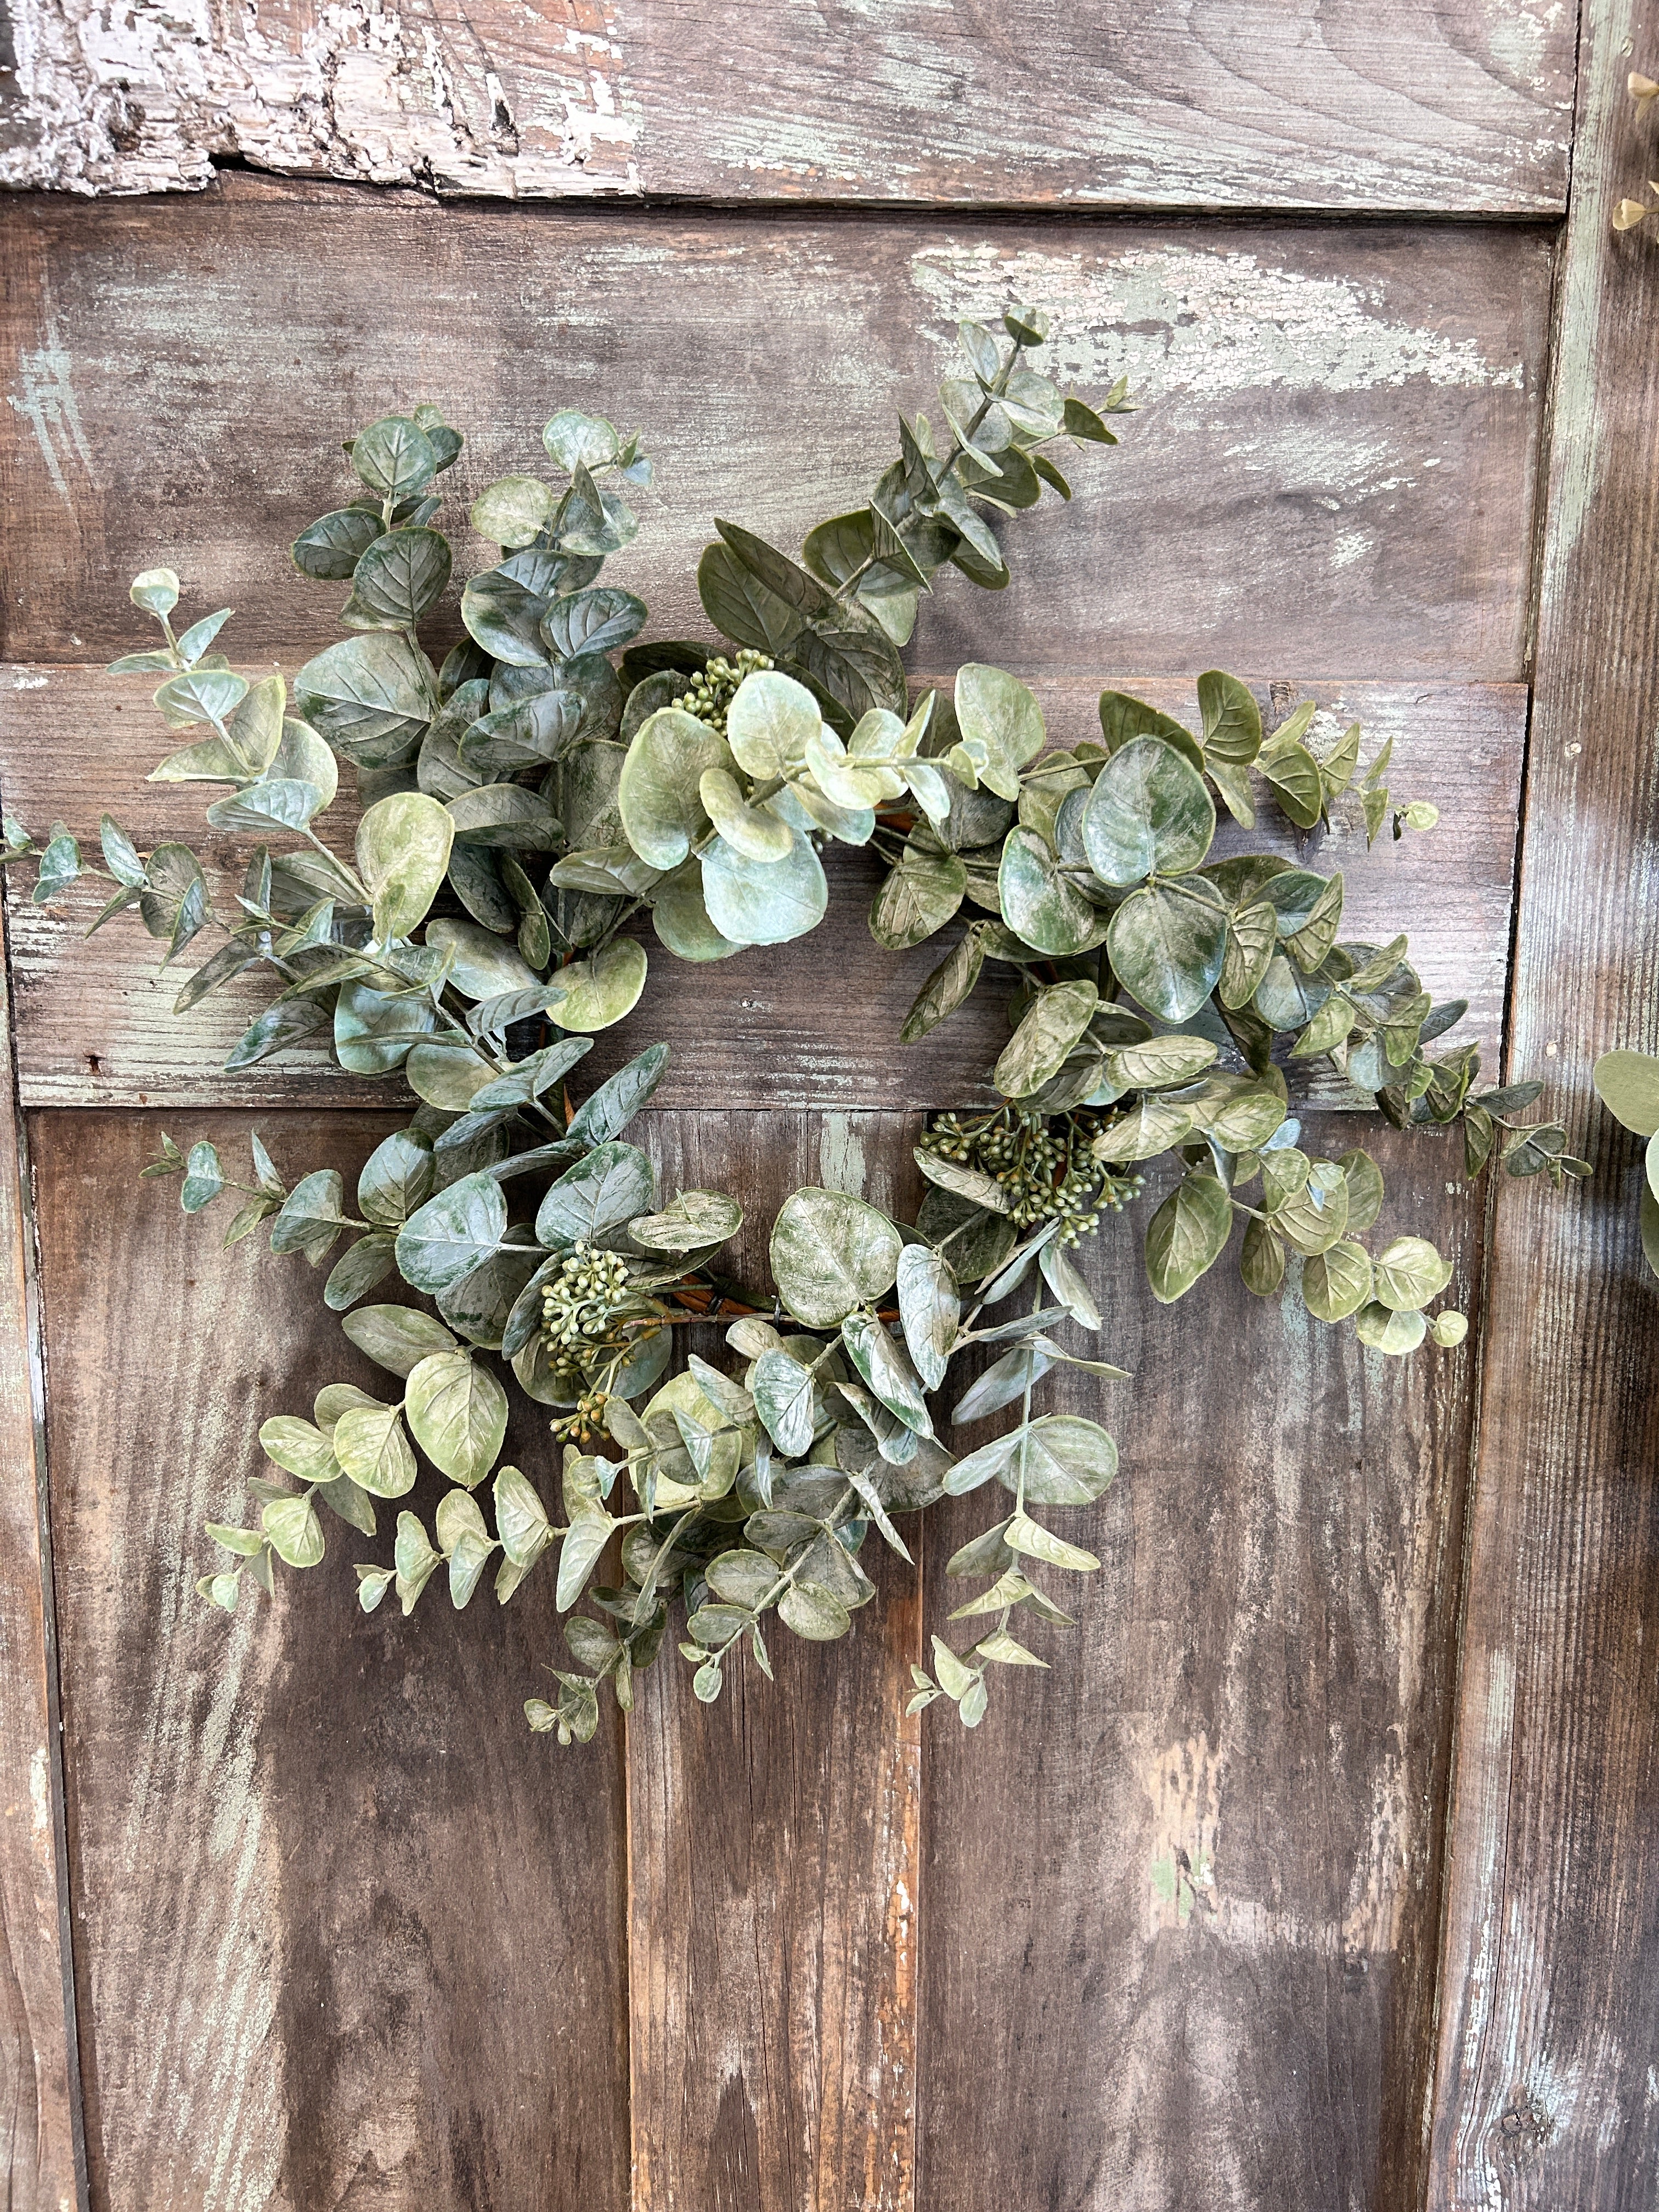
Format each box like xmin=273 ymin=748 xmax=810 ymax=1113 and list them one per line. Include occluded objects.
xmin=0 ymin=673 xmax=1526 ymax=1111
xmin=922 ymin=1122 xmax=1484 ymax=2210
xmin=0 ymin=0 xmax=1573 ymax=213
xmin=0 ymin=186 xmax=1551 ymax=686
xmin=0 ymin=899 xmax=80 ymax=2211
xmin=30 ymin=1109 xmax=631 ymax=2212
xmin=1427 ymin=4 xmax=1659 ymax=2202
xmin=627 ymin=1113 xmax=922 ymax=2212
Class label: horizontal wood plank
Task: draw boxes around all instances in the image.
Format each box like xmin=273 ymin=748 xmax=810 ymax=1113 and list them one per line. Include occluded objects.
xmin=0 ymin=673 xmax=1525 ymax=1110
xmin=626 ymin=1113 xmax=922 ymax=2212
xmin=0 ymin=190 xmax=1550 ymax=686
xmin=920 ymin=1123 xmax=1485 ymax=2209
xmin=30 ymin=1108 xmax=632 ymax=2212
xmin=1427 ymin=4 xmax=1659 ymax=2200
xmin=0 ymin=1 xmax=1573 ymax=212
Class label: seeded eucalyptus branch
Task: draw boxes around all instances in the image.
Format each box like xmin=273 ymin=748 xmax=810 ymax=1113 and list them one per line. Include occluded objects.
xmin=3 ymin=308 xmax=1579 ymax=1743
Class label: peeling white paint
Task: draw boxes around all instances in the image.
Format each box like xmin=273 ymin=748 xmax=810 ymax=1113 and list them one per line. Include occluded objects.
xmin=909 ymin=243 xmax=1528 ymax=402
xmin=6 ymin=323 xmax=93 ymax=507
xmin=0 ymin=0 xmax=640 ymax=198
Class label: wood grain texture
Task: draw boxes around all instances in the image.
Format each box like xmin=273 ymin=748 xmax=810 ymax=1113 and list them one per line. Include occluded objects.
xmin=1426 ymin=7 xmax=1659 ymax=2203
xmin=0 ymin=0 xmax=1573 ymax=213
xmin=922 ymin=1122 xmax=1485 ymax=2210
xmin=0 ymin=185 xmax=1550 ymax=686
xmin=627 ymin=1113 xmax=922 ymax=2212
xmin=30 ymin=1108 xmax=631 ymax=2212
xmin=0 ymin=670 xmax=1526 ymax=1112
xmin=0 ymin=897 xmax=80 ymax=2212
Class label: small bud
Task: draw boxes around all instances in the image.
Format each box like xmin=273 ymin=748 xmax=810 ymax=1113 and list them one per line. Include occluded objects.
xmin=1613 ymin=198 xmax=1652 ymax=232
xmin=1630 ymin=70 xmax=1659 ymax=100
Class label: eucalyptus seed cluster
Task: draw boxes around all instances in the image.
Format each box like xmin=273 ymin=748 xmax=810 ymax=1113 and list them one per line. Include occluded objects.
xmin=921 ymin=1108 xmax=1145 ymax=1244
xmin=671 ymin=650 xmax=775 ymax=735
xmin=541 ymin=1242 xmax=635 ymax=1379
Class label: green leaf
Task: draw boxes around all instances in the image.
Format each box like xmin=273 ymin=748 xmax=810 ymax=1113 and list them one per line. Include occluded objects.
xmin=295 ymin=633 xmax=436 ymax=767
xmin=726 ymin=670 xmax=820 ymax=778
xmin=344 ymin=528 xmax=451 ymax=630
xmin=896 ymin=1243 xmax=958 ymax=1392
xmin=1240 ymin=1216 xmax=1286 ymax=1295
xmin=262 ymin=1493 xmax=325 ymax=1570
xmin=1301 ymin=1240 xmax=1374 ymax=1323
xmin=179 ymin=1140 xmax=224 ymax=1214
xmin=494 ymin=1464 xmax=554 ymax=1572
xmin=534 ymin=1141 xmax=654 ymax=1250
xmin=840 ymin=1313 xmax=931 ymax=1435
xmin=349 ymin=415 xmax=438 ymax=500
xmin=137 ymin=843 xmax=208 ymax=963
xmin=557 ymin=1513 xmax=614 ymax=1613
xmin=1338 ymin=1148 xmax=1386 ymax=1233
xmin=323 ymin=1232 xmax=397 ymax=1310
xmin=770 ymin=1187 xmax=902 ymax=1329
xmin=1355 ymin=1301 xmax=1428 ymax=1356
xmin=552 ymin=937 xmax=650 ymax=1031
xmin=334 ymin=980 xmax=437 ymax=1076
xmin=900 ymin=925 xmax=986 ymax=1043
xmin=870 ymin=842 xmax=968 ymax=950
xmin=1082 ymin=736 xmax=1215 ymax=886
xmin=269 ymin=1169 xmax=347 ymax=1265
xmin=994 ymin=979 xmax=1098 ymax=1098
xmin=258 ymin=1414 xmax=338 ymax=1484
xmin=1106 ymin=1035 xmax=1218 ymax=1091
xmin=954 ymin=664 xmax=1045 ymax=801
xmin=357 ymin=1130 xmax=436 ymax=1227
xmin=1005 ymin=1511 xmax=1099 ymax=1573
xmin=335 ymin=1403 xmax=418 ymax=1497
xmin=1594 ymin=1049 xmax=1659 ymax=1137
xmin=1000 ymin=1414 xmax=1118 ymax=1505
xmin=435 ymin=1487 xmax=498 ymax=1606
xmin=471 ymin=475 xmax=554 ymax=549
xmin=1144 ymin=1172 xmax=1233 ymax=1303
xmin=542 ymin=586 xmax=648 ymax=663
xmin=996 ymin=827 xmax=1101 ymax=956
xmin=1107 ymin=882 xmax=1227 ymax=1023
xmin=702 ymin=827 xmax=828 ymax=947
xmin=619 ymin=708 xmax=733 ymax=869
xmin=779 ymin=1581 xmax=853 ymax=1641
xmin=293 ymin=506 xmax=382 ymax=579
xmin=1196 ymin=670 xmax=1263 ymax=764
xmin=751 ymin=1346 xmax=819 ymax=1457
xmin=405 ymin=1350 xmax=509 ymax=1486
xmin=629 ymin=1187 xmax=742 ymax=1255
xmin=1372 ymin=1235 xmax=1453 ymax=1313
xmin=356 ymin=792 xmax=454 ymax=942
xmin=394 ymin=1509 xmax=443 ymax=1611
xmin=395 ymin=1171 xmax=508 ymax=1293
xmin=130 ymin=567 xmax=180 ymax=616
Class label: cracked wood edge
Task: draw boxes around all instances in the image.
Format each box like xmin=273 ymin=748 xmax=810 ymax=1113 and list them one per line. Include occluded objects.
xmin=1427 ymin=4 xmax=1659 ymax=2202
xmin=0 ymin=875 xmax=83 ymax=2212
xmin=0 ymin=0 xmax=1572 ymax=212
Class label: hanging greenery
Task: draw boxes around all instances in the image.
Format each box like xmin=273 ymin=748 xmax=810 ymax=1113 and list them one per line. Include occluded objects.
xmin=1 ymin=311 xmax=1582 ymax=1741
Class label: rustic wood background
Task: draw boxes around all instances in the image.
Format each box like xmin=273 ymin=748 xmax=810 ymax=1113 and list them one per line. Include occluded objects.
xmin=0 ymin=1 xmax=1653 ymax=2204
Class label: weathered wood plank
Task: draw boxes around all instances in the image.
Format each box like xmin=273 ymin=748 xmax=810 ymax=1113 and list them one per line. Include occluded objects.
xmin=1426 ymin=8 xmax=1659 ymax=2202
xmin=627 ymin=1112 xmax=921 ymax=2212
xmin=921 ymin=1122 xmax=1483 ymax=2209
xmin=0 ymin=900 xmax=81 ymax=2210
xmin=0 ymin=188 xmax=1550 ymax=685
xmin=0 ymin=673 xmax=1525 ymax=1110
xmin=30 ymin=1108 xmax=631 ymax=2211
xmin=0 ymin=0 xmax=1573 ymax=213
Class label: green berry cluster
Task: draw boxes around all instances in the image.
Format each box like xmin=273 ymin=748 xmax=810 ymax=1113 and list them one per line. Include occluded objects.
xmin=672 ymin=650 xmax=775 ymax=735
xmin=920 ymin=1107 xmax=1146 ymax=1245
xmin=541 ymin=1242 xmax=635 ymax=1376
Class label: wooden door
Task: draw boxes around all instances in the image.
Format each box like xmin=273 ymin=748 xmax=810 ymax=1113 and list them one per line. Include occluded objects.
xmin=0 ymin=6 xmax=1653 ymax=2205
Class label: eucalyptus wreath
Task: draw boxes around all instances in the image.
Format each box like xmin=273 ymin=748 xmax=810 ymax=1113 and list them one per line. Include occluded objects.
xmin=2 ymin=312 xmax=1581 ymax=1742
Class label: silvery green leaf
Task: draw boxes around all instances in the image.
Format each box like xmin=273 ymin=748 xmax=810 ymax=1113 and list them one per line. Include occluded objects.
xmin=618 ymin=708 xmax=731 ymax=868
xmin=945 ymin=1517 xmax=1015 ymax=1576
xmin=405 ymin=1043 xmax=496 ymax=1112
xmin=1082 ymin=734 xmax=1214 ymax=887
xmin=840 ymin=1313 xmax=932 ymax=1435
xmin=551 ymin=937 xmax=648 ymax=1030
xmin=706 ymin=1548 xmax=781 ymax=1608
xmin=541 ymin=586 xmax=647 ymax=662
xmin=424 ymin=916 xmax=541 ymax=1001
xmin=896 ymin=1242 xmax=958 ymax=1391
xmin=356 ymin=1565 xmax=396 ymax=1614
xmin=557 ymin=1512 xmax=614 ymax=1612
xmin=951 ymin=1343 xmax=1055 ymax=1425
xmin=137 ymin=843 xmax=208 ymax=962
xmin=565 ymin=1041 xmax=669 ymax=1146
xmin=350 ymin=415 xmax=437 ymax=500
xmin=396 ymin=1171 xmax=507 ymax=1293
xmin=343 ymin=527 xmax=451 ymax=630
xmin=358 ymin=1129 xmax=435 ymax=1227
xmin=324 ymin=1231 xmax=397 ymax=1310
xmin=129 ymin=565 xmax=180 ymax=616
xmin=996 ymin=828 xmax=1102 ymax=956
xmin=1372 ymin=1235 xmax=1453 ymax=1313
xmin=1144 ymin=1172 xmax=1233 ymax=1303
xmin=493 ymin=1464 xmax=552 ymax=1570
xmin=98 ymin=813 xmax=146 ymax=888
xmin=394 ymin=1508 xmax=443 ymax=1612
xmin=870 ymin=842 xmax=967 ymax=950
xmin=995 ymin=980 xmax=1098 ymax=1098
xmin=1272 ymin=1162 xmax=1350 ymax=1256
xmin=225 ymin=998 xmax=330 ymax=1069
xmin=470 ymin=475 xmax=554 ymax=549
xmin=1593 ymin=1049 xmax=1659 ymax=1136
xmin=1302 ymin=1240 xmax=1375 ymax=1323
xmin=1038 ymin=1240 xmax=1100 ymax=1328
xmin=406 ymin=1350 xmax=507 ymax=1486
xmin=1337 ymin=1148 xmax=1386 ymax=1233
xmin=262 ymin=1493 xmax=325 ymax=1570
xmin=629 ymin=1188 xmax=742 ymax=1254
xmin=700 ymin=765 xmax=796 ymax=862
xmin=258 ymin=1414 xmax=339 ymax=1485
xmin=779 ymin=1580 xmax=852 ymax=1642
xmin=445 ymin=782 xmax=561 ymax=850
xmin=269 ymin=1169 xmax=347 ymax=1265
xmin=154 ymin=665 xmax=250 ymax=730
xmin=702 ymin=826 xmax=828 ymax=947
xmin=336 ymin=1404 xmax=418 ymax=1497
xmin=837 ymin=1378 xmax=919 ymax=1464
xmin=435 ymin=1487 xmax=498 ymax=1607
xmin=1107 ymin=1035 xmax=1218 ymax=1091
xmin=534 ymin=1141 xmax=654 ymax=1251
xmin=844 ymin=1468 xmax=913 ymax=1563
xmin=726 ymin=669 xmax=819 ymax=777
xmin=356 ymin=791 xmax=453 ymax=941
xmin=206 ymin=1520 xmax=264 ymax=1559
xmin=295 ymin=633 xmax=436 ymax=767
xmin=1355 ymin=1301 xmax=1428 ymax=1356
xmin=953 ymin=664 xmax=1045 ymax=800
xmin=751 ymin=1346 xmax=820 ymax=1457
xmin=1107 ymin=881 xmax=1227 ymax=1024
xmin=995 ymin=1414 xmax=1119 ymax=1505
xmin=333 ymin=980 xmax=437 ymax=1075
xmin=900 ymin=925 xmax=986 ymax=1043
xmin=294 ymin=506 xmax=382 ymax=579
xmin=180 ymin=1141 xmax=224 ymax=1214
xmin=770 ymin=1187 xmax=902 ymax=1329
xmin=1005 ymin=1510 xmax=1099 ymax=1573
xmin=915 ymin=1186 xmax=1017 ymax=1283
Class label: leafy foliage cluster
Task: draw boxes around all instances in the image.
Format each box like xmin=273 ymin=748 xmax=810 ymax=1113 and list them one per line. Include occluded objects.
xmin=1 ymin=311 xmax=1575 ymax=1740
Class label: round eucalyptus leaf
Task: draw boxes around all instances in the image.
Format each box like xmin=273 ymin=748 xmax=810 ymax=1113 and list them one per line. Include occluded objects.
xmin=1107 ymin=882 xmax=1227 ymax=1023
xmin=994 ymin=980 xmax=1098 ymax=1098
xmin=268 ymin=718 xmax=340 ymax=811
xmin=445 ymin=844 xmax=517 ymax=933
xmin=357 ymin=791 xmax=454 ymax=941
xmin=534 ymin=1141 xmax=655 ymax=1251
xmin=1593 ymin=1049 xmax=1659 ymax=1137
xmin=727 ymin=670 xmax=820 ymax=778
xmin=871 ymin=843 xmax=968 ymax=950
xmin=349 ymin=416 xmax=437 ymax=500
xmin=1301 ymin=1240 xmax=1374 ymax=1323
xmin=1239 ymin=1215 xmax=1285 ymax=1296
xmin=619 ymin=709 xmax=733 ymax=869
xmin=541 ymin=586 xmax=648 ymax=663
xmin=702 ymin=827 xmax=828 ymax=947
xmin=996 ymin=828 xmax=1101 ymax=956
xmin=259 ymin=1414 xmax=338 ymax=1485
xmin=1082 ymin=735 xmax=1215 ymax=886
xmin=345 ymin=527 xmax=452 ymax=630
xmin=1106 ymin=1035 xmax=1218 ymax=1091
xmin=446 ymin=783 xmax=561 ymax=850
xmin=426 ymin=917 xmax=542 ymax=1000
xmin=323 ymin=1232 xmax=398 ymax=1311
xmin=1430 ymin=1310 xmax=1470 ymax=1348
xmin=770 ymin=1187 xmax=903 ymax=1329
xmin=1355 ymin=1301 xmax=1428 ymax=1356
xmin=779 ymin=1580 xmax=852 ymax=1642
xmin=1372 ymin=1235 xmax=1453 ymax=1313
xmin=295 ymin=631 xmax=436 ymax=769
xmin=1272 ymin=1161 xmax=1350 ymax=1256
xmin=405 ymin=1350 xmax=509 ymax=1486
xmin=751 ymin=1347 xmax=819 ymax=1457
xmin=954 ymin=664 xmax=1046 ymax=800
xmin=707 ymin=1548 xmax=783 ymax=1609
xmin=629 ymin=1189 xmax=744 ymax=1254
xmin=437 ymin=1231 xmax=545 ymax=1348
xmin=333 ymin=1404 xmax=419 ymax=1497
xmin=471 ymin=475 xmax=554 ymax=549
xmin=699 ymin=766 xmax=795 ymax=862
xmin=262 ymin=1493 xmax=325 ymax=1570
xmin=395 ymin=1170 xmax=508 ymax=1294
xmin=293 ymin=507 xmax=382 ymax=581
xmin=1144 ymin=1172 xmax=1233 ymax=1304
xmin=552 ymin=936 xmax=648 ymax=1031
xmin=652 ymin=860 xmax=745 ymax=962
xmin=1338 ymin=1148 xmax=1386 ymax=1233
xmin=406 ymin=1042 xmax=496 ymax=1111
xmin=342 ymin=1303 xmax=459 ymax=1378
xmin=916 ymin=1186 xmax=1017 ymax=1283
xmin=332 ymin=981 xmax=436 ymax=1075
xmin=997 ymin=1414 xmax=1118 ymax=1505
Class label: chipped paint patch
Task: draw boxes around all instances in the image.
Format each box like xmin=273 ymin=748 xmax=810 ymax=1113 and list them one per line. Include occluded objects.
xmin=1142 ymin=1732 xmax=1221 ymax=1934
xmin=910 ymin=243 xmax=1527 ymax=401
xmin=0 ymin=0 xmax=640 ymax=197
xmin=7 ymin=324 xmax=93 ymax=506
xmin=819 ymin=1113 xmax=868 ymax=1200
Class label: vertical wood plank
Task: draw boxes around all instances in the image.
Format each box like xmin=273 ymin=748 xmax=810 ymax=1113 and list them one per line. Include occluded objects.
xmin=625 ymin=1111 xmax=922 ymax=2212
xmin=31 ymin=1110 xmax=631 ymax=2211
xmin=0 ymin=900 xmax=81 ymax=2211
xmin=1427 ymin=5 xmax=1659 ymax=2200
xmin=919 ymin=1128 xmax=1485 ymax=2209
